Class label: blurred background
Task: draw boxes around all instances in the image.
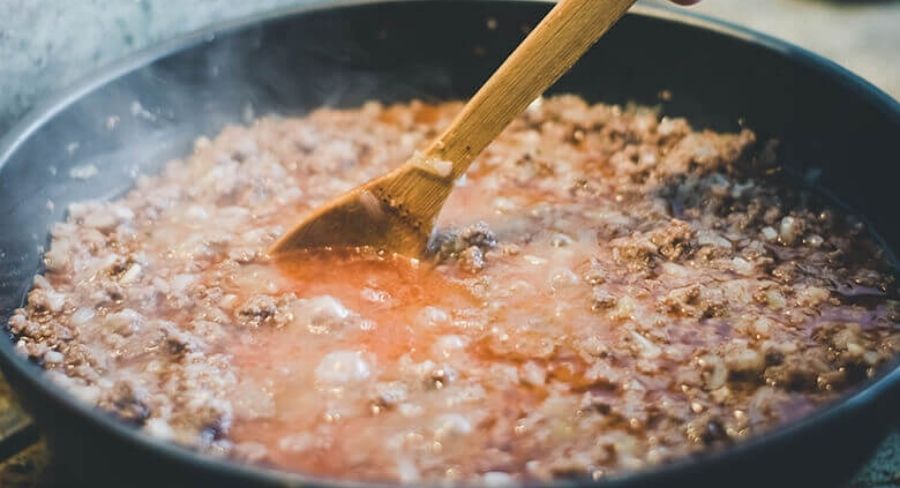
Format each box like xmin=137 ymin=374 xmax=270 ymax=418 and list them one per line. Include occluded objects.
xmin=0 ymin=0 xmax=898 ymax=134
xmin=0 ymin=0 xmax=897 ymax=486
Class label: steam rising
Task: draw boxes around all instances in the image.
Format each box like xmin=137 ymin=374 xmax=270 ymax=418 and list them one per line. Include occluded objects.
xmin=0 ymin=5 xmax=477 ymax=316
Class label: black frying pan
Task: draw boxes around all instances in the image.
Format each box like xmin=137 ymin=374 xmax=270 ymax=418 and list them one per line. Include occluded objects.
xmin=0 ymin=1 xmax=898 ymax=487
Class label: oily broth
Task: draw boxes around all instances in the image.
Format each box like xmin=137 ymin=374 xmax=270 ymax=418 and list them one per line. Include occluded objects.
xmin=226 ymin=238 xmax=610 ymax=480
xmin=225 ymin=169 xmax=625 ymax=480
xmin=10 ymin=97 xmax=899 ymax=484
xmin=228 ymin=251 xmax=481 ymax=479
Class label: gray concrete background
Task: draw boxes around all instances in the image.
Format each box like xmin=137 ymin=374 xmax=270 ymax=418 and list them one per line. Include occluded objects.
xmin=0 ymin=0 xmax=896 ymax=485
xmin=688 ymin=0 xmax=900 ymax=97
xmin=0 ymin=0 xmax=898 ymax=132
xmin=0 ymin=0 xmax=299 ymax=132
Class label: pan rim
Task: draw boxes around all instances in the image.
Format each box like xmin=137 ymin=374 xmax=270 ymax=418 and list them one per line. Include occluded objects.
xmin=0 ymin=1 xmax=897 ymax=487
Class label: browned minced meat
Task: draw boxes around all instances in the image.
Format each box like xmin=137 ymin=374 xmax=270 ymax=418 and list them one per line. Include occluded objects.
xmin=8 ymin=96 xmax=899 ymax=484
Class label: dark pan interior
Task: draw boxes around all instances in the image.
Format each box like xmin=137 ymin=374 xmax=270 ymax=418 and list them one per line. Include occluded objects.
xmin=0 ymin=1 xmax=898 ymax=487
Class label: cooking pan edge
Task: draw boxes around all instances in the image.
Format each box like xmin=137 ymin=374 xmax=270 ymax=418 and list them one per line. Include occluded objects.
xmin=0 ymin=1 xmax=898 ymax=487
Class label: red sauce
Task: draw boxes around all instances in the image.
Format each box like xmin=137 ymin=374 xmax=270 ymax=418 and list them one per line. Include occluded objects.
xmin=229 ymin=251 xmax=493 ymax=479
xmin=14 ymin=98 xmax=898 ymax=485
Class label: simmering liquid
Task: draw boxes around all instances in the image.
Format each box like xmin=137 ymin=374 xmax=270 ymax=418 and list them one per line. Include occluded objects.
xmin=10 ymin=97 xmax=899 ymax=484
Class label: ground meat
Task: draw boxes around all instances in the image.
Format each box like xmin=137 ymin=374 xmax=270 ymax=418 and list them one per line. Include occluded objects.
xmin=98 ymin=380 xmax=150 ymax=425
xmin=235 ymin=295 xmax=279 ymax=327
xmin=431 ymin=222 xmax=496 ymax=258
xmin=649 ymin=219 xmax=695 ymax=261
xmin=7 ymin=96 xmax=898 ymax=485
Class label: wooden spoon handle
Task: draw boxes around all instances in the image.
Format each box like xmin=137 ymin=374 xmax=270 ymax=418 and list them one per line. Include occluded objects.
xmin=270 ymin=0 xmax=639 ymax=257
xmin=425 ymin=0 xmax=637 ymax=177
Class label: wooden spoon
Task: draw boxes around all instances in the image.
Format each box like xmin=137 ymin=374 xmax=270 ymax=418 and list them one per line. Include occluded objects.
xmin=270 ymin=0 xmax=636 ymax=257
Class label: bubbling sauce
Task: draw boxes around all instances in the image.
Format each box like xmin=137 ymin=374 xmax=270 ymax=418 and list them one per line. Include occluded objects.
xmin=229 ymin=251 xmax=483 ymax=479
xmin=229 ymin=240 xmax=614 ymax=482
xmin=9 ymin=97 xmax=899 ymax=484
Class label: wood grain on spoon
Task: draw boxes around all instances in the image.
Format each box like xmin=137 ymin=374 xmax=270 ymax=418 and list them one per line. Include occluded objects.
xmin=270 ymin=0 xmax=637 ymax=257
